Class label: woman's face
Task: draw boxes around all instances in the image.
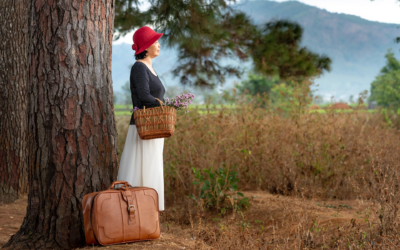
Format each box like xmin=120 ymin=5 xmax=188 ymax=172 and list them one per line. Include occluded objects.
xmin=146 ymin=40 xmax=160 ymax=58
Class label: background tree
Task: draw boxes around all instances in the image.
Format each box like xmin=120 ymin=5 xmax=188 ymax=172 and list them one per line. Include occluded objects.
xmin=268 ymin=83 xmax=297 ymax=111
xmin=4 ymin=0 xmax=118 ymax=248
xmin=236 ymin=72 xmax=299 ymax=108
xmin=236 ymin=72 xmax=280 ymax=96
xmin=370 ymin=51 xmax=400 ymax=110
xmin=114 ymin=0 xmax=331 ymax=88
xmin=0 ymin=0 xmax=29 ymax=204
xmin=235 ymin=70 xmax=316 ymax=111
xmin=113 ymin=92 xmax=119 ymax=104
xmin=121 ymin=81 xmax=132 ymax=107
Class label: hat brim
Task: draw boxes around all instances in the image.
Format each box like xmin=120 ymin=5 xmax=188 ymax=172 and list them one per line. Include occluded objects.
xmin=134 ymin=33 xmax=163 ymax=55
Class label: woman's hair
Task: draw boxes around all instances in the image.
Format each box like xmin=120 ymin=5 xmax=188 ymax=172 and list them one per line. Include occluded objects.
xmin=135 ymin=50 xmax=148 ymax=60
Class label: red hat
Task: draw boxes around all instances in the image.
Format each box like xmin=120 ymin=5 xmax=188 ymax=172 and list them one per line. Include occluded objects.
xmin=132 ymin=26 xmax=163 ymax=55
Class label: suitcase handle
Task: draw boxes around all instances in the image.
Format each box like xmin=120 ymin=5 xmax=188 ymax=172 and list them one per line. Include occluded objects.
xmin=109 ymin=181 xmax=132 ymax=189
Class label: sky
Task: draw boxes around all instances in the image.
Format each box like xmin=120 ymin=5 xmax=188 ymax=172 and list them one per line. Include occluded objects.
xmin=270 ymin=0 xmax=400 ymax=24
xmin=114 ymin=0 xmax=400 ymax=44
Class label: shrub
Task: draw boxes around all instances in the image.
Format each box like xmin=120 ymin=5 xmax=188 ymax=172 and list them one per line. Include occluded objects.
xmin=189 ymin=165 xmax=250 ymax=212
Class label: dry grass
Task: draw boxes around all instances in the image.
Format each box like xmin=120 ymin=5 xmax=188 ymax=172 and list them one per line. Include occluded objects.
xmin=116 ymin=99 xmax=400 ymax=249
xmin=161 ymin=104 xmax=400 ymax=200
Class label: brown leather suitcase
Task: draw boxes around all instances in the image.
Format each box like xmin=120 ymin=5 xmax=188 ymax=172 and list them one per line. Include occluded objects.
xmin=83 ymin=181 xmax=161 ymax=246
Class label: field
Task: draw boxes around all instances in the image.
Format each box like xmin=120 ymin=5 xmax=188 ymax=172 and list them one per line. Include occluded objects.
xmin=117 ymin=103 xmax=400 ymax=249
xmin=2 ymin=104 xmax=400 ymax=249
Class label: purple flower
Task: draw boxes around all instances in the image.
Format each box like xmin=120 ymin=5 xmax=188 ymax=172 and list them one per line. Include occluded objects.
xmin=165 ymin=92 xmax=195 ymax=113
xmin=130 ymin=106 xmax=140 ymax=113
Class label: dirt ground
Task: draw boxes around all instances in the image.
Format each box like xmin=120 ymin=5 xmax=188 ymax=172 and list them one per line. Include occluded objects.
xmin=0 ymin=198 xmax=27 ymax=248
xmin=0 ymin=192 xmax=378 ymax=249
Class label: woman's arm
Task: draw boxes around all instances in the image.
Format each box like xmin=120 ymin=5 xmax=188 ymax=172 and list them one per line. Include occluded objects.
xmin=131 ymin=63 xmax=160 ymax=108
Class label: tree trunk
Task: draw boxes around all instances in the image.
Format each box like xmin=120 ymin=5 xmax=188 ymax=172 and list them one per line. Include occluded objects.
xmin=0 ymin=0 xmax=29 ymax=204
xmin=4 ymin=0 xmax=119 ymax=248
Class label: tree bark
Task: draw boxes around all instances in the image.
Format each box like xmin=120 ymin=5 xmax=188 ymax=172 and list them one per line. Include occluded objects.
xmin=4 ymin=0 xmax=119 ymax=248
xmin=0 ymin=0 xmax=29 ymax=204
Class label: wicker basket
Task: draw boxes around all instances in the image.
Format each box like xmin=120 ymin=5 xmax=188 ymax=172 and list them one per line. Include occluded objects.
xmin=134 ymin=98 xmax=177 ymax=140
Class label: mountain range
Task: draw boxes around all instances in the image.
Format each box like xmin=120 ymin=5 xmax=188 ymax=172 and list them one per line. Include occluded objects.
xmin=111 ymin=0 xmax=400 ymax=102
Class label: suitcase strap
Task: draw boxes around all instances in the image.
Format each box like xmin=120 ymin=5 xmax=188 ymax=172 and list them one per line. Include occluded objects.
xmin=121 ymin=190 xmax=137 ymax=225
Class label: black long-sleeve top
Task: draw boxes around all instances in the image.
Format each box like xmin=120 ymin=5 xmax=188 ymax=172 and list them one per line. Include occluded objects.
xmin=129 ymin=61 xmax=166 ymax=125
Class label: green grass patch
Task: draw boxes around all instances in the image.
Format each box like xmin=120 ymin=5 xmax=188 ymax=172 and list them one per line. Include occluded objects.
xmin=114 ymin=104 xmax=133 ymax=110
xmin=115 ymin=111 xmax=133 ymax=116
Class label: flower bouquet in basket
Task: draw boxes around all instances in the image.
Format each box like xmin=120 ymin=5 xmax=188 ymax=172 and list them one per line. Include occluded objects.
xmin=164 ymin=93 xmax=195 ymax=114
xmin=131 ymin=93 xmax=195 ymax=140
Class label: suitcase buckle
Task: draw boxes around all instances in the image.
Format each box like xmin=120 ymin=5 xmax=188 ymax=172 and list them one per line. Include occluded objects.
xmin=128 ymin=205 xmax=136 ymax=214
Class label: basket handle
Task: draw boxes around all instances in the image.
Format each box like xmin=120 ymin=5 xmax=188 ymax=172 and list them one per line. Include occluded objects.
xmin=155 ymin=98 xmax=164 ymax=110
xmin=143 ymin=98 xmax=164 ymax=112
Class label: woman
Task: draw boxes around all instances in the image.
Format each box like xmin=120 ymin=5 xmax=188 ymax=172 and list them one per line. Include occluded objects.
xmin=117 ymin=26 xmax=166 ymax=212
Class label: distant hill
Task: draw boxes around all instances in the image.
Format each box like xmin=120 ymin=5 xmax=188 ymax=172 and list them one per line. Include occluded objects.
xmin=111 ymin=0 xmax=400 ymax=101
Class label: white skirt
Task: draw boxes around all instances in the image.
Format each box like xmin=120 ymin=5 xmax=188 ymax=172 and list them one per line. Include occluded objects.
xmin=117 ymin=125 xmax=165 ymax=211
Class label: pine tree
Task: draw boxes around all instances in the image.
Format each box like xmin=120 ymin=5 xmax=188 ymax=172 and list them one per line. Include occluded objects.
xmin=4 ymin=0 xmax=118 ymax=248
